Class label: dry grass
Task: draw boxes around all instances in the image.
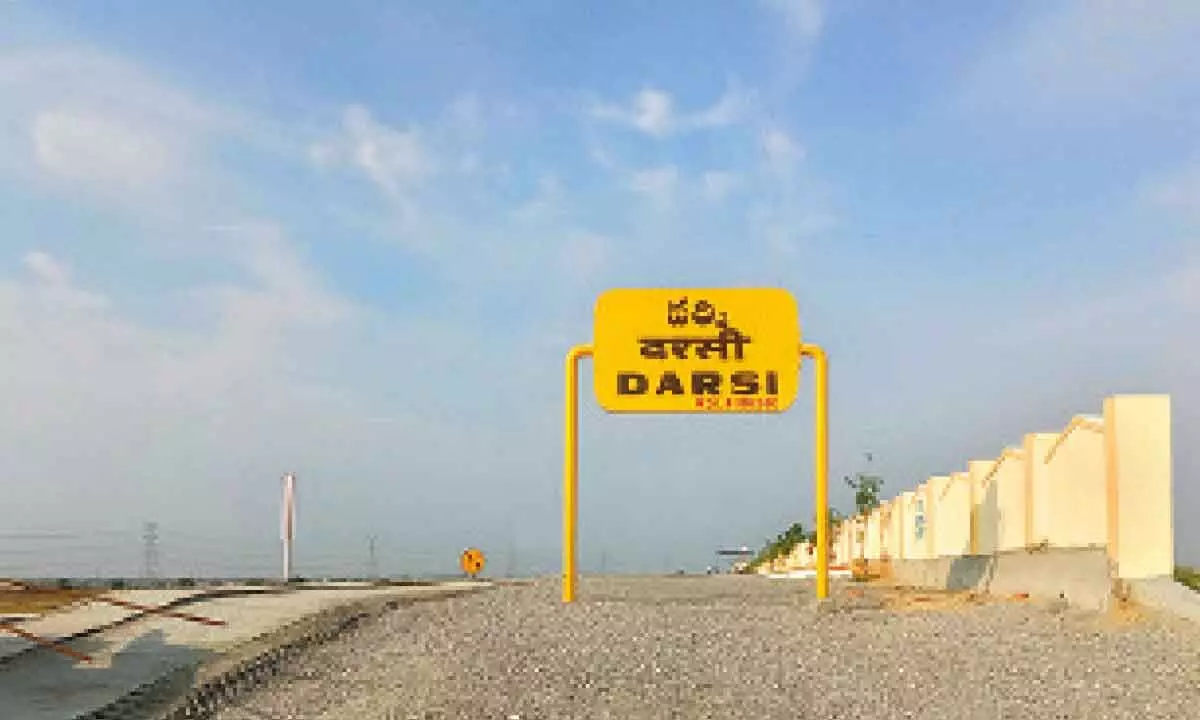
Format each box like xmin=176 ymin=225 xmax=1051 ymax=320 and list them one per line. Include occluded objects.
xmin=0 ymin=584 xmax=101 ymax=615
xmin=858 ymin=582 xmax=1148 ymax=627
xmin=1099 ymin=595 xmax=1148 ymax=627
xmin=847 ymin=582 xmax=1044 ymax=614
xmin=875 ymin=586 xmax=989 ymax=612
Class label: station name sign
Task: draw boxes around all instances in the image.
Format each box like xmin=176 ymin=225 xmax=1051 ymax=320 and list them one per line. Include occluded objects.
xmin=592 ymin=288 xmax=800 ymax=414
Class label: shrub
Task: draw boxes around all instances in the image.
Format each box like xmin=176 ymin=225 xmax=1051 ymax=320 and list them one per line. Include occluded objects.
xmin=1175 ymin=566 xmax=1200 ymax=593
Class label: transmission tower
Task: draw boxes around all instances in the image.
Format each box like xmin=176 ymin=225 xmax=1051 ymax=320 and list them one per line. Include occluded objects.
xmin=505 ymin=539 xmax=517 ymax=578
xmin=142 ymin=522 xmax=160 ymax=580
xmin=367 ymin=535 xmax=379 ymax=579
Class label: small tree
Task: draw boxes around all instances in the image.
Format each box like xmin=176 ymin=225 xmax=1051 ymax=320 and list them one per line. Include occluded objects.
xmin=749 ymin=521 xmax=809 ymax=570
xmin=845 ymin=474 xmax=884 ymax=516
xmin=803 ymin=507 xmax=844 ymax=546
xmin=845 ymin=452 xmax=884 ymax=562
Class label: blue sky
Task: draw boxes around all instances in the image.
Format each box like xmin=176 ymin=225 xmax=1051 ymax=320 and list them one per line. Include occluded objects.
xmin=1 ymin=1 xmax=1198 ymax=577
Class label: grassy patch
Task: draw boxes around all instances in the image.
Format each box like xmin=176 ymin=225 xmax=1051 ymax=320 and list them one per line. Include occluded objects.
xmin=1175 ymin=566 xmax=1200 ymax=593
xmin=0 ymin=585 xmax=101 ymax=615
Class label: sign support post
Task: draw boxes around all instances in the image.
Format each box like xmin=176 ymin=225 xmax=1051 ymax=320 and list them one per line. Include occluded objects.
xmin=800 ymin=343 xmax=830 ymax=600
xmin=562 ymin=344 xmax=592 ymax=604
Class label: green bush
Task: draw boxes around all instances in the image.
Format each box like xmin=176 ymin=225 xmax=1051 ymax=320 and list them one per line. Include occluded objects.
xmin=1175 ymin=566 xmax=1200 ymax=593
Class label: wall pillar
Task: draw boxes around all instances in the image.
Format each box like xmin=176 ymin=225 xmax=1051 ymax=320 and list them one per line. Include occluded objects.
xmin=1105 ymin=395 xmax=1173 ymax=579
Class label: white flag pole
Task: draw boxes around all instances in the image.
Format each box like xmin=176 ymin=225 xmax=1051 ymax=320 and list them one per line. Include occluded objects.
xmin=281 ymin=473 xmax=296 ymax=583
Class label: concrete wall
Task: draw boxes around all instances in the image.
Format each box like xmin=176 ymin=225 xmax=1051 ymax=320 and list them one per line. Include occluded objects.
xmin=935 ymin=474 xmax=970 ymax=558
xmin=910 ymin=488 xmax=932 ymax=560
xmin=1026 ymin=433 xmax=1056 ymax=547
xmin=851 ymin=517 xmax=865 ymax=560
xmin=1106 ymin=395 xmax=1173 ymax=578
xmin=785 ymin=542 xmax=814 ymax=571
xmin=865 ymin=509 xmax=882 ymax=561
xmin=887 ymin=500 xmax=904 ymax=560
xmin=822 ymin=394 xmax=1175 ymax=605
xmin=967 ymin=460 xmax=990 ymax=555
xmin=1027 ymin=432 xmax=1056 ymax=544
xmin=1044 ymin=418 xmax=1106 ymax=549
xmin=989 ymin=450 xmax=1026 ymax=552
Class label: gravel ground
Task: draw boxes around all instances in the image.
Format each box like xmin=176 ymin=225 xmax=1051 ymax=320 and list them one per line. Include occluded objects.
xmin=212 ymin=576 xmax=1200 ymax=720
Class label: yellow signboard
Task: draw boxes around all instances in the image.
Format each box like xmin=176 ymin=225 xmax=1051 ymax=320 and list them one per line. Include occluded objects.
xmin=460 ymin=547 xmax=485 ymax=577
xmin=592 ymin=288 xmax=800 ymax=413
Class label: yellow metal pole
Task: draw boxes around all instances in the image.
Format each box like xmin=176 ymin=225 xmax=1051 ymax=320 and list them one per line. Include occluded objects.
xmin=800 ymin=343 xmax=830 ymax=600
xmin=562 ymin=344 xmax=593 ymax=603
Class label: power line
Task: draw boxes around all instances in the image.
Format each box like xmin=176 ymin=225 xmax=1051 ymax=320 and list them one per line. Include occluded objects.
xmin=367 ymin=535 xmax=379 ymax=579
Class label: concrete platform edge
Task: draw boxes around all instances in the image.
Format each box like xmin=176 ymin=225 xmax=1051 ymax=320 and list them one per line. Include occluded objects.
xmin=0 ymin=587 xmax=286 ymax=667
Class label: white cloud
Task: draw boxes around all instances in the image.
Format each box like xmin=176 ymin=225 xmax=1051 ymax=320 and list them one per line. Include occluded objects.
xmin=628 ymin=165 xmax=679 ymax=202
xmin=589 ymin=85 xmax=751 ymax=137
xmin=511 ymin=173 xmax=565 ymax=224
xmin=1 ymin=228 xmax=357 ymax=418
xmin=701 ymin=171 xmax=740 ymax=202
xmin=1141 ymin=161 xmax=1200 ymax=310
xmin=762 ymin=128 xmax=804 ymax=170
xmin=22 ymin=250 xmax=71 ymax=285
xmin=584 ymin=130 xmax=621 ymax=172
xmin=31 ymin=108 xmax=172 ymax=188
xmin=1145 ymin=161 xmax=1200 ymax=219
xmin=762 ymin=0 xmax=824 ymax=41
xmin=1167 ymin=258 xmax=1200 ymax=310
xmin=0 ymin=36 xmax=851 ymax=575
xmin=0 ymin=47 xmax=231 ymax=181
xmin=0 ymin=47 xmax=227 ymax=133
xmin=692 ymin=90 xmax=748 ymax=129
xmin=201 ymin=222 xmax=353 ymax=327
xmin=560 ymin=231 xmax=610 ymax=285
xmin=628 ymin=88 xmax=673 ymax=136
xmin=10 ymin=251 xmax=112 ymax=317
xmin=0 ymin=47 xmax=380 ymax=546
xmin=957 ymin=0 xmax=1200 ymax=122
xmin=446 ymin=93 xmax=484 ymax=135
xmin=311 ymin=104 xmax=433 ymax=200
xmin=0 ymin=256 xmax=146 ymax=402
xmin=0 ymin=238 xmax=414 ymax=564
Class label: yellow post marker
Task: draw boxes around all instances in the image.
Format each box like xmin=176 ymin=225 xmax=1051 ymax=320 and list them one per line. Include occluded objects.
xmin=460 ymin=547 xmax=486 ymax=578
xmin=800 ymin=343 xmax=830 ymax=600
xmin=562 ymin=344 xmax=592 ymax=604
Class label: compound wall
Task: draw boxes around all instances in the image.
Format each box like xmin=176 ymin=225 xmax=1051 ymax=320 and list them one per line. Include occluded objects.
xmin=824 ymin=395 xmax=1174 ymax=609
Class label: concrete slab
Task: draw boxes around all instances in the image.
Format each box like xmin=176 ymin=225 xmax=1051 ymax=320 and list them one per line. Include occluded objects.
xmin=886 ymin=547 xmax=1115 ymax=611
xmin=0 ymin=583 xmax=489 ymax=720
xmin=0 ymin=589 xmax=216 ymax=663
xmin=1129 ymin=577 xmax=1200 ymax=623
xmin=765 ymin=570 xmax=853 ymax=580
